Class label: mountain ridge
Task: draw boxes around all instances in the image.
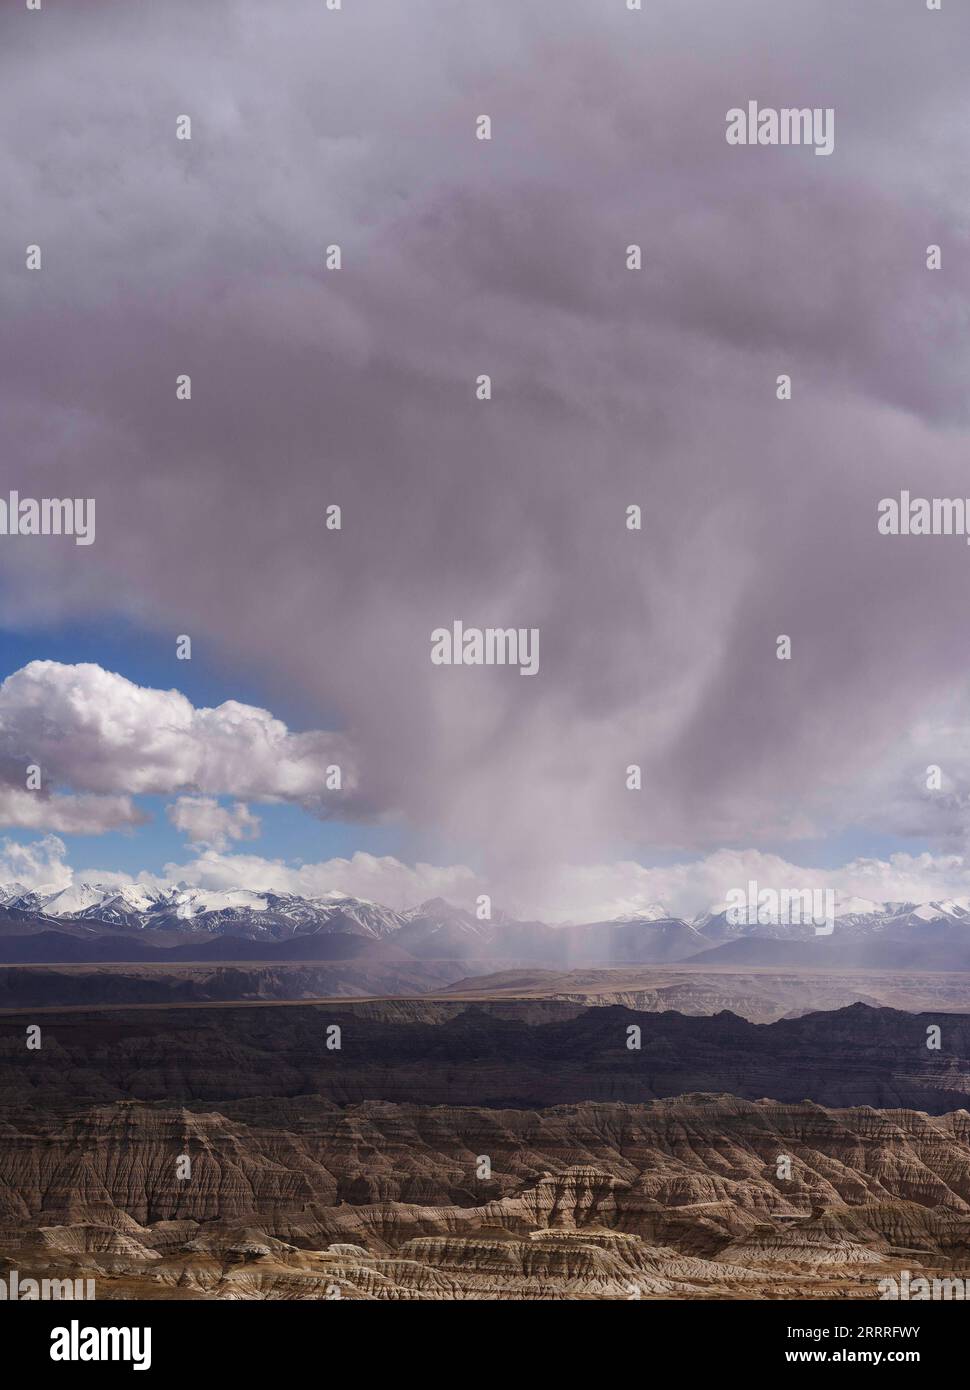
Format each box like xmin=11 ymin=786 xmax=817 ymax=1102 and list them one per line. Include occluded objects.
xmin=4 ymin=882 xmax=970 ymax=969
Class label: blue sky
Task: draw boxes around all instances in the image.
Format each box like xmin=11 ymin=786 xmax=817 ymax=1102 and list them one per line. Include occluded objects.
xmin=0 ymin=618 xmax=930 ymax=895
xmin=0 ymin=619 xmax=412 ymax=882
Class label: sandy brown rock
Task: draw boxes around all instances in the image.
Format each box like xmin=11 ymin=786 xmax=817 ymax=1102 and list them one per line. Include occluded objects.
xmin=3 ymin=1094 xmax=970 ymax=1298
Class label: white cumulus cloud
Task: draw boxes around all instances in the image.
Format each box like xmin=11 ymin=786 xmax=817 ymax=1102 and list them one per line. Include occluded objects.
xmin=0 ymin=786 xmax=143 ymax=833
xmin=155 ymin=848 xmax=479 ymax=909
xmin=166 ymin=796 xmax=261 ymax=851
xmin=0 ymin=663 xmax=355 ymax=828
xmin=0 ymin=834 xmax=73 ymax=891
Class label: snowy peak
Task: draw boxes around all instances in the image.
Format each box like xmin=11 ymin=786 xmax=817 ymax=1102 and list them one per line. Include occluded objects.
xmin=8 ymin=881 xmax=122 ymax=918
xmin=693 ymin=894 xmax=970 ymax=943
xmin=166 ymin=888 xmax=271 ymax=920
xmin=906 ymin=899 xmax=970 ymax=922
xmin=0 ymin=881 xmax=30 ymax=907
xmin=0 ymin=881 xmax=410 ymax=941
xmin=4 ymin=881 xmax=970 ymax=950
xmin=832 ymin=897 xmax=886 ymax=918
xmin=397 ymin=897 xmax=491 ymax=944
xmin=402 ymin=897 xmax=476 ymax=927
xmin=610 ymin=903 xmax=673 ymax=923
xmin=310 ymin=895 xmax=406 ymax=938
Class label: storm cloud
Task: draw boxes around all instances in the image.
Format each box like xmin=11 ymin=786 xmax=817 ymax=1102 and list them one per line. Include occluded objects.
xmin=2 ymin=0 xmax=970 ymax=912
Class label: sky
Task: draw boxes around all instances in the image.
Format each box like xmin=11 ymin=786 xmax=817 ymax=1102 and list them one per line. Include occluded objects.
xmin=1 ymin=0 xmax=970 ymax=922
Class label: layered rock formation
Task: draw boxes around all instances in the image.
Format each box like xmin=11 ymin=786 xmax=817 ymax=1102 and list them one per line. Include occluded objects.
xmin=3 ymin=1000 xmax=970 ymax=1298
xmin=444 ymin=966 xmax=970 ymax=1024
xmin=1 ymin=1000 xmax=968 ymax=1113
xmin=0 ymin=960 xmax=472 ymax=1011
xmin=4 ymin=1095 xmax=970 ymax=1299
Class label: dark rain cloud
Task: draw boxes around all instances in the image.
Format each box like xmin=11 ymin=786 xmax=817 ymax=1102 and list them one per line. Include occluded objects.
xmin=1 ymin=0 xmax=969 ymax=906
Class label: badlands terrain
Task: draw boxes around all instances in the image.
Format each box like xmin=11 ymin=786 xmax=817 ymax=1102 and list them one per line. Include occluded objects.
xmin=2 ymin=999 xmax=970 ymax=1299
xmin=4 ymin=886 xmax=970 ymax=1298
xmin=6 ymin=961 xmax=970 ymax=1021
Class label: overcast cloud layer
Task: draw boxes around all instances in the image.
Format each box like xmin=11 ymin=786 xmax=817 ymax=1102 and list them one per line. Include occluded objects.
xmin=2 ymin=1 xmax=970 ymax=916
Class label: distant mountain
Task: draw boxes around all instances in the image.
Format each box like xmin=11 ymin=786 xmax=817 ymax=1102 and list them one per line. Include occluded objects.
xmin=695 ymin=896 xmax=970 ymax=944
xmin=5 ymin=882 xmax=970 ymax=968
xmin=609 ymin=903 xmax=671 ymax=923
xmin=559 ymin=916 xmax=713 ymax=965
xmin=0 ymin=927 xmax=416 ymax=965
xmin=394 ymin=898 xmax=494 ymax=958
xmin=0 ymin=883 xmax=712 ymax=966
xmin=28 ymin=882 xmax=169 ymax=925
xmin=0 ymin=882 xmax=410 ymax=940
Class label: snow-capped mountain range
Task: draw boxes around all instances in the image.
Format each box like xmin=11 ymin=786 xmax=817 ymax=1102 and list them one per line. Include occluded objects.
xmin=3 ymin=881 xmax=970 ymax=944
xmin=0 ymin=881 xmax=412 ymax=939
xmin=695 ymin=896 xmax=970 ymax=941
